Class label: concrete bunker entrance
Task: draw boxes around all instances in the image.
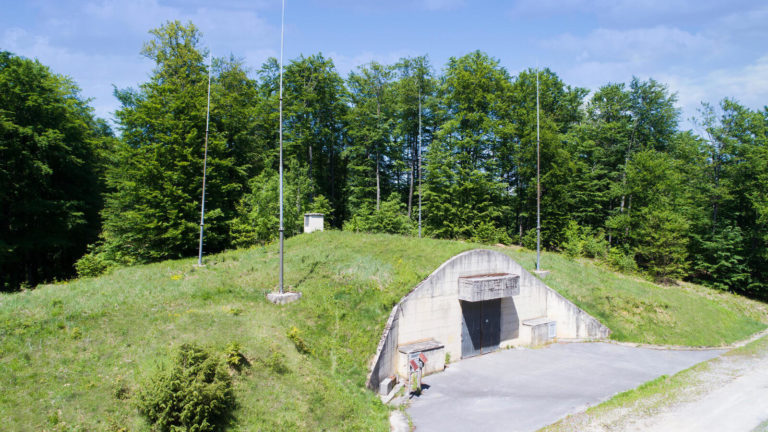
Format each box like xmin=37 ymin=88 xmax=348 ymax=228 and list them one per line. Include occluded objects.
xmin=366 ymin=249 xmax=612 ymax=395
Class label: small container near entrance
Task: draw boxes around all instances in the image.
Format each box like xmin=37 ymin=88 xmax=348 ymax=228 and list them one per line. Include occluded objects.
xmin=397 ymin=339 xmax=445 ymax=380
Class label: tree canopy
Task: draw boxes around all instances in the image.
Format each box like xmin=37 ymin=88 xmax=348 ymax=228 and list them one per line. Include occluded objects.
xmin=0 ymin=51 xmax=106 ymax=289
xmin=3 ymin=21 xmax=768 ymax=299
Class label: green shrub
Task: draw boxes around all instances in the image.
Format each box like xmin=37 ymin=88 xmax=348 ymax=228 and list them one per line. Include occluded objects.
xmin=608 ymin=247 xmax=639 ymax=273
xmin=113 ymin=377 xmax=131 ymax=400
xmin=74 ymin=251 xmax=110 ymax=278
xmin=582 ymin=230 xmax=609 ymax=259
xmin=471 ymin=221 xmax=510 ymax=245
xmin=522 ymin=228 xmax=537 ymax=250
xmin=343 ymin=193 xmax=413 ymax=235
xmin=310 ymin=194 xmax=334 ymax=229
xmin=223 ymin=342 xmax=248 ymax=372
xmin=137 ymin=344 xmax=235 ymax=432
xmin=561 ymin=221 xmax=584 ymax=258
xmin=287 ymin=326 xmax=312 ymax=355
xmin=262 ymin=346 xmax=289 ymax=374
xmin=561 ymin=221 xmax=608 ymax=259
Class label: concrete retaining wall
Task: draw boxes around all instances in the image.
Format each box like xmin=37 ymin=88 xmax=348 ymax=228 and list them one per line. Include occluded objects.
xmin=366 ymin=249 xmax=611 ymax=391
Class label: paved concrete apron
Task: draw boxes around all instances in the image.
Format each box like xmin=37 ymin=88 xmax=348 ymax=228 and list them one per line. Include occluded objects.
xmin=407 ymin=342 xmax=724 ymax=432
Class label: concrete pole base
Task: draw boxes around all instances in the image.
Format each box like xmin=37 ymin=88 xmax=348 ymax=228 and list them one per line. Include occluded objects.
xmin=533 ymin=270 xmax=550 ymax=279
xmin=267 ymin=291 xmax=302 ymax=305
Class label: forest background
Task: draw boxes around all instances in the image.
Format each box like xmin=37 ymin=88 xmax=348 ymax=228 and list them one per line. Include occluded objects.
xmin=1 ymin=21 xmax=766 ymax=297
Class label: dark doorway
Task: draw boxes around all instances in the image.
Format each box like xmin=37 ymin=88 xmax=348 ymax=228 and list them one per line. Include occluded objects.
xmin=461 ymin=299 xmax=501 ymax=358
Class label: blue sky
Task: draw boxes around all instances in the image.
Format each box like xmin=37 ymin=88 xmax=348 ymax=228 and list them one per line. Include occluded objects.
xmin=2 ymin=0 xmax=767 ymax=131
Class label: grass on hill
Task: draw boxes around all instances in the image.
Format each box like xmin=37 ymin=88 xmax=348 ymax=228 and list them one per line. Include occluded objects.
xmin=0 ymin=231 xmax=765 ymax=431
xmin=501 ymin=246 xmax=767 ymax=346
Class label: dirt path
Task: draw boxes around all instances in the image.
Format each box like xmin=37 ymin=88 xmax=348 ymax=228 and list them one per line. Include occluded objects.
xmin=543 ymin=335 xmax=768 ymax=432
xmin=637 ymin=355 xmax=768 ymax=431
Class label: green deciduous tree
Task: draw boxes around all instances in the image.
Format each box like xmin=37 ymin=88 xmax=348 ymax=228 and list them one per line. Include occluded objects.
xmin=424 ymin=51 xmax=512 ymax=240
xmin=345 ymin=62 xmax=395 ymax=214
xmin=505 ymin=68 xmax=587 ymax=246
xmin=280 ymin=54 xmax=349 ymax=224
xmin=0 ymin=51 xmax=106 ymax=290
xmin=99 ymin=21 xmax=258 ymax=264
xmin=229 ymin=159 xmax=318 ymax=247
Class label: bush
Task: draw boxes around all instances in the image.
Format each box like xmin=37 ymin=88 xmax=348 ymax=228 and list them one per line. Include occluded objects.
xmin=582 ymin=230 xmax=609 ymax=259
xmin=608 ymin=247 xmax=639 ymax=273
xmin=262 ymin=346 xmax=289 ymax=374
xmin=522 ymin=228 xmax=537 ymax=250
xmin=343 ymin=193 xmax=413 ymax=235
xmin=471 ymin=221 xmax=510 ymax=245
xmin=561 ymin=221 xmax=608 ymax=259
xmin=137 ymin=344 xmax=235 ymax=432
xmin=223 ymin=342 xmax=248 ymax=372
xmin=310 ymin=194 xmax=333 ymax=229
xmin=561 ymin=221 xmax=583 ymax=258
xmin=74 ymin=251 xmax=110 ymax=278
xmin=287 ymin=326 xmax=312 ymax=355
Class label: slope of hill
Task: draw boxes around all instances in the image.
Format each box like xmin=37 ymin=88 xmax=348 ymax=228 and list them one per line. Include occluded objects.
xmin=1 ymin=231 xmax=765 ymax=430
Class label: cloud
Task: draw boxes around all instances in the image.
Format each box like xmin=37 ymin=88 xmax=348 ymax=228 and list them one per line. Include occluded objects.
xmin=327 ymin=49 xmax=420 ymax=76
xmin=420 ymin=0 xmax=465 ymax=11
xmin=1 ymin=27 xmax=153 ymax=121
xmin=543 ymin=26 xmax=718 ymax=66
xmin=510 ymin=0 xmax=762 ymax=25
xmin=3 ymin=0 xmax=277 ymax=123
xmin=662 ymin=56 xmax=768 ymax=120
xmin=536 ymin=24 xmax=767 ymax=129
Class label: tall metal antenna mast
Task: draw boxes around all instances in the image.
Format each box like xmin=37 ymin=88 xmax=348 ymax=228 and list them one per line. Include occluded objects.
xmin=418 ymin=75 xmax=423 ymax=239
xmin=278 ymin=0 xmax=286 ymax=294
xmin=197 ymin=53 xmax=212 ymax=267
xmin=536 ymin=67 xmax=541 ymax=271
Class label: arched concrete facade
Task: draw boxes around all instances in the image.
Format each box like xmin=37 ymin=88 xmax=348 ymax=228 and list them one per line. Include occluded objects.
xmin=366 ymin=249 xmax=611 ymax=392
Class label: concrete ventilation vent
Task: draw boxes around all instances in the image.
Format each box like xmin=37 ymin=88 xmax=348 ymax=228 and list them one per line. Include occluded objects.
xmin=458 ymin=273 xmax=519 ymax=302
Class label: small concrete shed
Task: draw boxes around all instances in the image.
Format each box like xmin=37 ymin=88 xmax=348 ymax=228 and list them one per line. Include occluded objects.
xmin=366 ymin=249 xmax=610 ymax=393
xmin=303 ymin=213 xmax=324 ymax=233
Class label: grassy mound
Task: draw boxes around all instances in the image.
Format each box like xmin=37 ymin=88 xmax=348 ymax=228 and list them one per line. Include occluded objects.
xmin=500 ymin=247 xmax=767 ymax=346
xmin=0 ymin=231 xmax=765 ymax=430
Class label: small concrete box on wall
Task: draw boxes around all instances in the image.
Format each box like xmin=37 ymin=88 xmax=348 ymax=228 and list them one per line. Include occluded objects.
xmin=397 ymin=339 xmax=445 ymax=379
xmin=303 ymin=213 xmax=324 ymax=233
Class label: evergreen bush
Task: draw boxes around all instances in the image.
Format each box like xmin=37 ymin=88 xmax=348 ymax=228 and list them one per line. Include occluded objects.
xmin=137 ymin=344 xmax=235 ymax=432
xmin=608 ymin=247 xmax=639 ymax=273
xmin=343 ymin=193 xmax=413 ymax=235
xmin=74 ymin=252 xmax=111 ymax=278
xmin=522 ymin=228 xmax=537 ymax=250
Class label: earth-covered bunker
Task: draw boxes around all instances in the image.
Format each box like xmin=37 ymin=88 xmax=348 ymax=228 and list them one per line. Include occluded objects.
xmin=366 ymin=249 xmax=611 ymax=393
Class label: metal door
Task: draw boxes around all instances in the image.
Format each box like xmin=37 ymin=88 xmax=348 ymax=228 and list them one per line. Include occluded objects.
xmin=481 ymin=299 xmax=501 ymax=354
xmin=461 ymin=299 xmax=501 ymax=358
xmin=461 ymin=300 xmax=483 ymax=358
